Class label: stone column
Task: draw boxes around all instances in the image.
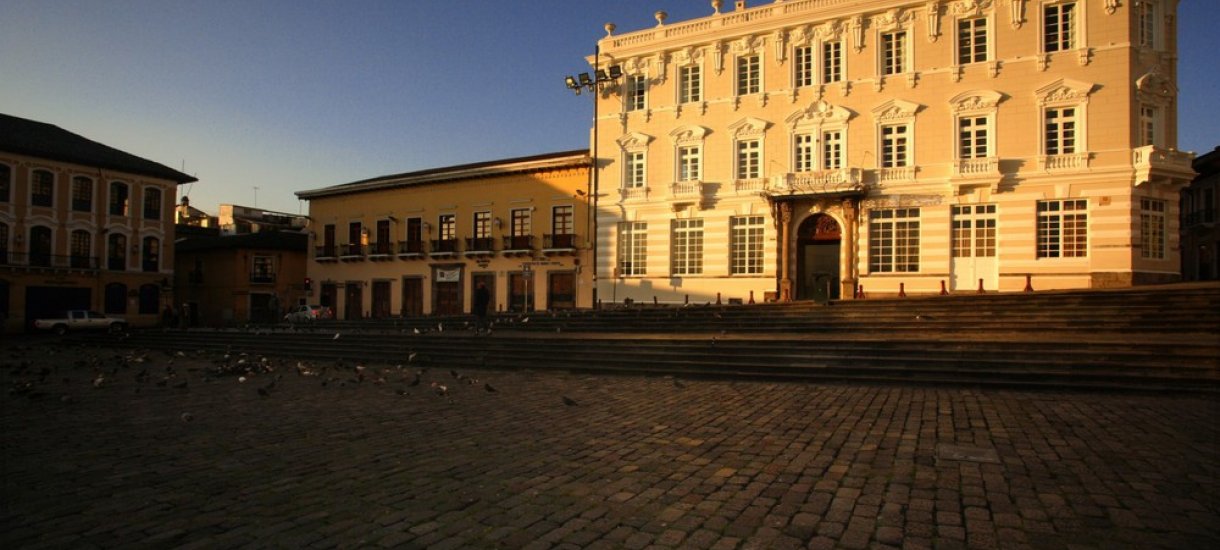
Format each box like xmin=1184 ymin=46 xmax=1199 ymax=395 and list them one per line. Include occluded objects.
xmin=840 ymin=198 xmax=858 ymax=300
xmin=779 ymin=202 xmax=793 ymax=302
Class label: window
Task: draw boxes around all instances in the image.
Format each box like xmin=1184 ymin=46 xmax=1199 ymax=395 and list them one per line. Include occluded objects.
xmin=869 ymin=208 xmax=920 ymax=273
xmin=736 ymin=140 xmax=760 ymax=180
xmin=617 ymin=221 xmax=647 ymax=276
xmin=142 ymin=236 xmax=160 ymax=272
xmin=0 ymin=164 xmax=10 ymax=202
xmin=881 ymin=124 xmax=910 ymax=167
xmin=671 ymin=218 xmax=704 ymax=275
xmin=70 ymin=230 xmax=92 ymax=268
xmin=347 ymin=221 xmax=362 ymax=248
xmin=881 ymin=31 xmax=908 ymax=75
xmin=626 ymin=151 xmax=646 ymax=189
xmin=1139 ymin=104 xmax=1158 ymax=146
xmin=795 ymin=134 xmax=815 ymax=172
xmin=730 ymin=215 xmax=765 ymax=275
xmin=251 ymin=255 xmax=274 ymax=283
xmin=511 ymin=209 xmax=531 ymax=237
xmin=553 ymin=205 xmax=573 ymax=236
xmin=29 ymin=226 xmax=52 ymax=267
xmin=958 ymin=18 xmax=988 ymax=64
xmin=439 ymin=214 xmax=455 ymax=241
xmin=679 ymin=65 xmax=701 ymax=103
xmin=474 ymin=211 xmax=491 ymax=239
xmin=109 ymin=182 xmax=129 ymax=216
xmin=72 ymin=176 xmax=93 ymax=212
xmin=794 ymin=46 xmax=814 ymax=87
xmin=1138 ymin=1 xmax=1157 ymax=48
xmin=1045 ymin=107 xmax=1076 ymax=155
xmin=822 ymin=130 xmax=843 ymax=169
xmin=678 ymin=146 xmax=701 ymax=182
xmin=951 ymin=205 xmax=997 ymax=258
xmin=105 ymin=283 xmax=127 ymax=314
xmin=0 ymin=223 xmax=7 ymax=263
xmin=626 ymin=74 xmax=647 ymax=111
xmin=143 ymin=187 xmax=162 ymax=220
xmin=404 ymin=218 xmax=423 ymax=253
xmin=374 ymin=219 xmax=391 ymax=254
xmin=1044 ymin=2 xmax=1076 ymax=52
xmin=736 ymin=55 xmax=760 ymax=95
xmin=1037 ymin=199 xmax=1087 ymax=258
xmin=31 ymin=169 xmax=53 ymax=207
xmin=1140 ymin=198 xmax=1166 ymax=260
xmin=959 ymin=116 xmax=989 ymax=159
xmin=108 ymin=233 xmax=127 ymax=271
xmin=822 ymin=41 xmax=843 ymax=83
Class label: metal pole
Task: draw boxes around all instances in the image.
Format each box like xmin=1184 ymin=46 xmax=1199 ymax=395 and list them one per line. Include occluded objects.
xmin=591 ymin=43 xmax=601 ymax=311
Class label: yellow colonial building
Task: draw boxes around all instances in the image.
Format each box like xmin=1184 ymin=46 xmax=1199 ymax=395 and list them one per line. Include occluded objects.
xmin=590 ymin=0 xmax=1193 ymax=303
xmin=0 ymin=113 xmax=196 ymax=332
xmin=296 ymin=151 xmax=592 ymax=318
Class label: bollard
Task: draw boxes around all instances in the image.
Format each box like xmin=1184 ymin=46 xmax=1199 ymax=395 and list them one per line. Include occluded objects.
xmin=653 ymin=296 xmax=658 ymax=305
xmin=940 ymin=280 xmax=948 ymax=296
xmin=857 ymin=284 xmax=866 ymax=299
xmin=978 ymin=278 xmax=985 ymax=294
xmin=684 ymin=294 xmax=689 ymax=305
xmin=749 ymin=290 xmax=755 ymax=304
xmin=716 ymin=292 xmax=722 ymax=305
xmin=898 ymin=282 xmax=906 ymax=298
xmin=1024 ymin=274 xmax=1034 ymax=292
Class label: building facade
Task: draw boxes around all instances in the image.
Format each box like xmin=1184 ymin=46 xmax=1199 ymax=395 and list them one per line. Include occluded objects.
xmin=296 ymin=151 xmax=592 ymax=318
xmin=1182 ymin=147 xmax=1218 ymax=281
xmin=591 ymin=0 xmax=1193 ymax=303
xmin=0 ymin=113 xmax=196 ymax=333
xmin=174 ymin=230 xmax=309 ymax=327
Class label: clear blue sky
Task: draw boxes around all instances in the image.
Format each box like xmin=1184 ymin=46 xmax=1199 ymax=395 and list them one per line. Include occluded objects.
xmin=2 ymin=0 xmax=1218 ymax=216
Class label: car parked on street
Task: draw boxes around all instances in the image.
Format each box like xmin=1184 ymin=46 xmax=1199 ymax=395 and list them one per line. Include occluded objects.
xmin=33 ymin=310 xmax=128 ymax=335
xmin=283 ymin=304 xmax=334 ymax=323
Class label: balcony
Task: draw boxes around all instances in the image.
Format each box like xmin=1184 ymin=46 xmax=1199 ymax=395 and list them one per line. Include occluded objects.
xmin=1133 ymin=145 xmax=1195 ymax=187
xmin=951 ymin=157 xmax=1002 ymax=193
xmin=875 ymin=166 xmax=917 ymax=184
xmin=368 ymin=241 xmax=394 ymax=260
xmin=502 ymin=235 xmax=534 ymax=257
xmin=1038 ymin=152 xmax=1089 ymax=172
xmin=464 ymin=237 xmax=495 ymax=257
xmin=543 ymin=233 xmax=577 ymax=255
xmin=619 ymin=186 xmax=650 ymax=201
xmin=315 ymin=245 xmax=337 ymax=262
xmin=339 ymin=243 xmax=366 ymax=261
xmin=733 ymin=178 xmax=768 ymax=193
xmin=397 ymin=240 xmax=425 ymax=259
xmin=766 ymin=169 xmax=864 ymax=198
xmin=0 ymin=252 xmax=99 ymax=271
xmin=430 ymin=239 xmax=458 ymax=256
xmin=250 ymin=272 xmax=276 ymax=284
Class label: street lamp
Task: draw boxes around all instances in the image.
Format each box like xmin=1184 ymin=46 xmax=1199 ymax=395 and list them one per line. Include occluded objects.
xmin=565 ymin=45 xmax=622 ymax=310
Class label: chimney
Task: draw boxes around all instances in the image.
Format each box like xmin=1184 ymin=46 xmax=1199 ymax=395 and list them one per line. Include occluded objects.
xmin=735 ymin=1 xmax=747 ymax=10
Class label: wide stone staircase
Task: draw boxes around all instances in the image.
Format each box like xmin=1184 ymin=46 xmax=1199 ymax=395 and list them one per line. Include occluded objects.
xmin=77 ymin=282 xmax=1220 ymax=392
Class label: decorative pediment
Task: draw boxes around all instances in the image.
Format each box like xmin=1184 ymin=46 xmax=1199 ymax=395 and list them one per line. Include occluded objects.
xmin=1035 ymin=78 xmax=1095 ymax=105
xmin=813 ymin=19 xmax=846 ymax=41
xmin=786 ymin=100 xmax=854 ymax=130
xmin=669 ymin=125 xmax=710 ymax=145
xmin=727 ymin=117 xmax=772 ymax=138
xmin=671 ymin=46 xmax=704 ymax=65
xmin=874 ymin=7 xmax=916 ymax=31
xmin=623 ymin=57 xmax=648 ymax=73
xmin=871 ymin=99 xmax=922 ymax=122
xmin=950 ymin=0 xmax=994 ymax=16
xmin=731 ymin=35 xmax=765 ymax=54
xmin=1136 ymin=70 xmax=1177 ymax=99
xmin=617 ymin=132 xmax=654 ymax=151
xmin=949 ymin=90 xmax=1005 ymax=112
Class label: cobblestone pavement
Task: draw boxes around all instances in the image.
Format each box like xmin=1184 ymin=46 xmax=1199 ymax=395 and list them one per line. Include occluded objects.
xmin=1 ymin=341 xmax=1217 ymax=549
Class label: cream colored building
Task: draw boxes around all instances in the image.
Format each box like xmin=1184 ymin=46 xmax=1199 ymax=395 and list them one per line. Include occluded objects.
xmin=296 ymin=151 xmax=592 ymax=318
xmin=590 ymin=0 xmax=1193 ymax=303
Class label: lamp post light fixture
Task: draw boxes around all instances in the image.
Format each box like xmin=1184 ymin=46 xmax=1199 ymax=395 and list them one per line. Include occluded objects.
xmin=565 ymin=45 xmax=622 ymax=310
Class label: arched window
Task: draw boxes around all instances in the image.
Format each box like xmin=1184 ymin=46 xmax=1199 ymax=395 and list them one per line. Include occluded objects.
xmin=31 ymin=170 xmax=54 ymax=208
xmin=143 ymin=187 xmax=162 ymax=220
xmin=108 ymin=233 xmax=127 ymax=271
xmin=70 ymin=230 xmax=92 ymax=268
xmin=0 ymin=163 xmax=11 ymax=203
xmin=109 ymin=181 xmax=129 ymax=216
xmin=29 ymin=226 xmax=52 ymax=267
xmin=105 ymin=282 xmax=127 ymax=314
xmin=142 ymin=236 xmax=159 ymax=272
xmin=72 ymin=176 xmax=93 ymax=212
xmin=138 ymin=283 xmax=159 ymax=314
xmin=0 ymin=222 xmax=8 ymax=264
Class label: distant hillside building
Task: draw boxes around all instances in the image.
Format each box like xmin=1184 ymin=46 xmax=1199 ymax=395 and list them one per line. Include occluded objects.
xmin=173 ymin=230 xmax=308 ymax=326
xmin=0 ymin=113 xmax=196 ymax=332
xmin=589 ymin=0 xmax=1194 ymax=303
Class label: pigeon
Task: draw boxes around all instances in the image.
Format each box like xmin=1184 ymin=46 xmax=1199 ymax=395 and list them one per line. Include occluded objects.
xmin=673 ymin=379 xmax=686 ymax=389
xmin=450 ymin=369 xmax=460 ymax=379
xmin=333 ymin=333 xmax=341 ymax=340
xmin=484 ymin=383 xmax=498 ymax=393
xmin=431 ymin=382 xmax=448 ymax=397
xmin=437 ymin=323 xmax=444 ymax=333
xmin=413 ymin=328 xmax=421 ymax=335
xmin=408 ymin=373 xmax=421 ymax=387
xmin=915 ymin=314 xmax=934 ymax=321
xmin=180 ymin=412 xmax=194 ymax=422
xmin=395 ymin=388 xmax=407 ymax=396
xmin=408 ymin=352 xmax=418 ymax=363
xmin=562 ymin=396 xmax=578 ymax=406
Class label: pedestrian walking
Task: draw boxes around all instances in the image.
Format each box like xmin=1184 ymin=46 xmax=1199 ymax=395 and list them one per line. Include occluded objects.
xmin=473 ymin=282 xmax=491 ymax=335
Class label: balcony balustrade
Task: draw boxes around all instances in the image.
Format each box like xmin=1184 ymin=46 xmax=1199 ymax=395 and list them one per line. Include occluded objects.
xmin=397 ymin=240 xmax=425 ymax=256
xmin=0 ymin=252 xmax=100 ymax=270
xmin=249 ymin=273 xmax=276 ymax=284
xmin=431 ymin=239 xmax=458 ymax=255
xmin=1039 ymin=152 xmax=1089 ymax=172
xmin=1133 ymin=145 xmax=1196 ymax=187
xmin=543 ymin=233 xmax=576 ymax=250
xmin=315 ymin=245 xmax=337 ymax=260
xmin=502 ymin=235 xmax=534 ymax=256
xmin=464 ymin=237 xmax=495 ymax=255
xmin=339 ymin=243 xmax=366 ymax=259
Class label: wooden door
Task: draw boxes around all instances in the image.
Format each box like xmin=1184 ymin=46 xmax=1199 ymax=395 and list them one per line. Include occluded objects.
xmin=372 ymin=281 xmax=391 ymax=318
xmin=401 ymin=277 xmax=423 ymax=316
xmin=547 ymin=272 xmax=575 ymax=310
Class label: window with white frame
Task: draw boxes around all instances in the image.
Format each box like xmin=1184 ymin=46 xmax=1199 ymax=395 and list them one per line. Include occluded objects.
xmin=671 ymin=218 xmax=704 ymax=275
xmin=1037 ymin=199 xmax=1087 ymax=258
xmin=143 ymin=187 xmax=162 ymax=220
xmin=109 ymin=181 xmax=129 ymax=216
xmin=679 ymin=65 xmax=701 ymax=103
xmin=951 ymin=204 xmax=997 ymax=258
xmin=822 ymin=130 xmax=843 ymax=170
xmin=626 ymin=74 xmax=647 ymax=111
xmin=736 ymin=140 xmax=760 ymax=180
xmin=1045 ymin=106 xmax=1077 ymax=155
xmin=794 ymin=45 xmax=814 ymax=87
xmin=730 ymin=215 xmax=765 ymax=275
xmin=1140 ymin=198 xmax=1166 ymax=259
xmin=1138 ymin=0 xmax=1157 ymax=48
xmin=1139 ymin=104 xmax=1159 ymax=146
xmin=31 ymin=169 xmax=53 ymax=207
xmin=511 ymin=208 xmax=531 ymax=237
xmin=626 ymin=151 xmax=646 ymax=188
xmin=794 ymin=134 xmax=815 ymax=172
xmin=958 ymin=18 xmax=988 ymax=64
xmin=71 ymin=176 xmax=93 ymax=212
xmin=958 ymin=116 xmax=990 ymax=159
xmin=869 ymin=208 xmax=920 ymax=272
xmin=678 ymin=145 xmax=701 ymax=182
xmin=737 ymin=55 xmax=760 ymax=95
xmin=553 ymin=206 xmax=573 ymax=236
xmin=881 ymin=31 xmax=908 ymax=75
xmin=1044 ymin=2 xmax=1076 ymax=53
xmin=822 ymin=41 xmax=843 ymax=83
xmin=881 ymin=124 xmax=910 ymax=167
xmin=617 ymin=221 xmax=647 ymax=276
xmin=474 ymin=211 xmax=491 ymax=239
xmin=438 ymin=214 xmax=456 ymax=241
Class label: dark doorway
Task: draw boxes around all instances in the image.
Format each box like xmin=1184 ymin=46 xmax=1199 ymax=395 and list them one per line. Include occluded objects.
xmin=472 ymin=272 xmax=495 ymax=313
xmin=371 ymin=281 xmax=391 ymax=318
xmin=401 ymin=277 xmax=423 ymax=316
xmin=547 ymin=272 xmax=576 ymax=310
xmin=508 ymin=272 xmax=534 ymax=312
xmin=796 ymin=214 xmax=841 ymax=301
xmin=320 ymin=283 xmax=337 ymax=313
xmin=104 ymin=283 xmax=127 ymax=314
xmin=250 ymin=293 xmax=276 ymax=324
xmin=344 ymin=282 xmax=363 ymax=320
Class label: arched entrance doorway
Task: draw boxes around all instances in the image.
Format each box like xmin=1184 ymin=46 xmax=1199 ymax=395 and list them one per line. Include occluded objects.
xmin=796 ymin=214 xmax=841 ymax=301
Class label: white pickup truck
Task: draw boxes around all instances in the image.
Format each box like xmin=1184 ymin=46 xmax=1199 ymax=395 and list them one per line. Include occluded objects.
xmin=33 ymin=310 xmax=128 ymax=335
